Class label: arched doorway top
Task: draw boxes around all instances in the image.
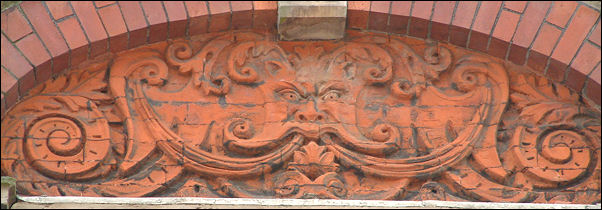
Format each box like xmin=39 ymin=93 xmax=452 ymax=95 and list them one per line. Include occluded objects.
xmin=1 ymin=2 xmax=601 ymax=204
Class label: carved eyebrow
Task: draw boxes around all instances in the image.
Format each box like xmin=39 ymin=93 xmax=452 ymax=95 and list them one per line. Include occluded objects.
xmin=273 ymin=81 xmax=307 ymax=96
xmin=318 ymin=81 xmax=348 ymax=96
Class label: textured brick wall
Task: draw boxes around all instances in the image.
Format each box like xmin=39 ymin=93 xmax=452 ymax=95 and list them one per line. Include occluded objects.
xmin=0 ymin=1 xmax=277 ymax=119
xmin=348 ymin=1 xmax=601 ymax=106
xmin=1 ymin=1 xmax=600 ymax=119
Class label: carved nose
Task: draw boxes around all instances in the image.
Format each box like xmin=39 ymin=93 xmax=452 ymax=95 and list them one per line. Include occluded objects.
xmin=295 ymin=110 xmax=326 ymax=123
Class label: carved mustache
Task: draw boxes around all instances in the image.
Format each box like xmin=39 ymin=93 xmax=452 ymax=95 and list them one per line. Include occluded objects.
xmin=224 ymin=119 xmax=401 ymax=157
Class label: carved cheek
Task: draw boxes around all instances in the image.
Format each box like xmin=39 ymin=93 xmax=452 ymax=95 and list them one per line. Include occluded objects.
xmin=269 ymin=93 xmax=310 ymax=122
xmin=320 ymin=102 xmax=356 ymax=125
xmin=265 ymin=101 xmax=291 ymax=123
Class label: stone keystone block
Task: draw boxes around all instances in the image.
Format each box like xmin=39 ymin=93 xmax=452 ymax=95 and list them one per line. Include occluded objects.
xmin=278 ymin=1 xmax=347 ymax=40
xmin=1 ymin=176 xmax=17 ymax=209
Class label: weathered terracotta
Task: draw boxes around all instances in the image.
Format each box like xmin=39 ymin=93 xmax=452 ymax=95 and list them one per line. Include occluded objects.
xmin=1 ymin=30 xmax=600 ymax=203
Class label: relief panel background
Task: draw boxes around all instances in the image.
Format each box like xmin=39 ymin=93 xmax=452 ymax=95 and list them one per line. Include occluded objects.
xmin=1 ymin=30 xmax=600 ymax=204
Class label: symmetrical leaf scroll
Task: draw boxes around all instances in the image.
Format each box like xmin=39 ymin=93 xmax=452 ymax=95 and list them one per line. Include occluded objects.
xmin=1 ymin=31 xmax=599 ymax=203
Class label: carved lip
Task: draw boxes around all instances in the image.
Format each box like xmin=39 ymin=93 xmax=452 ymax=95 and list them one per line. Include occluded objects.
xmin=286 ymin=123 xmax=356 ymax=142
xmin=283 ymin=123 xmax=321 ymax=140
xmin=285 ymin=123 xmax=358 ymax=144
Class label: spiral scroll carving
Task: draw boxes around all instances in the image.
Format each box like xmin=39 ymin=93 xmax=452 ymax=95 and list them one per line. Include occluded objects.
xmin=3 ymin=96 xmax=112 ymax=183
xmin=510 ymin=127 xmax=594 ymax=186
xmin=502 ymin=76 xmax=600 ymax=189
xmin=390 ymin=79 xmax=416 ymax=99
xmin=25 ymin=114 xmax=111 ymax=181
xmin=1 ymin=31 xmax=599 ymax=203
xmin=228 ymin=118 xmax=255 ymax=139
xmin=368 ymin=124 xmax=394 ymax=142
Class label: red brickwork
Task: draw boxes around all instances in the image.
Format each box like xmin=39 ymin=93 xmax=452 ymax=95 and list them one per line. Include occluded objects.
xmin=0 ymin=2 xmax=601 ymax=203
xmin=1 ymin=1 xmax=279 ymax=120
xmin=1 ymin=28 xmax=600 ymax=203
xmin=348 ymin=1 xmax=601 ymax=107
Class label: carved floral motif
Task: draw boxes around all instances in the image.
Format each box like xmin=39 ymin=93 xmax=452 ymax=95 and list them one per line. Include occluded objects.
xmin=1 ymin=31 xmax=599 ymax=203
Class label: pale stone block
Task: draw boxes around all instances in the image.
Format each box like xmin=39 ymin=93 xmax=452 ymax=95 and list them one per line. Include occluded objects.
xmin=278 ymin=1 xmax=347 ymax=40
xmin=1 ymin=176 xmax=16 ymax=209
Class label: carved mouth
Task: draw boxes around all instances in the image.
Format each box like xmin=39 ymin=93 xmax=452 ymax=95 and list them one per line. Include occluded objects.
xmin=287 ymin=123 xmax=320 ymax=140
xmin=286 ymin=123 xmax=349 ymax=142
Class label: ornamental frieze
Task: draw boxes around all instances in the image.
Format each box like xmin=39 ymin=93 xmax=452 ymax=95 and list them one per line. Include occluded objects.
xmin=1 ymin=31 xmax=600 ymax=204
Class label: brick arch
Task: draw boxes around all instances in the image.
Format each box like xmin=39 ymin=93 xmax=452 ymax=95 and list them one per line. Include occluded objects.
xmin=0 ymin=1 xmax=600 ymax=119
xmin=0 ymin=1 xmax=277 ymax=118
xmin=347 ymin=1 xmax=601 ymax=106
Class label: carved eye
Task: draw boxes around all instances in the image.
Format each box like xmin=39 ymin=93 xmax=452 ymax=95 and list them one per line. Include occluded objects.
xmin=279 ymin=89 xmax=302 ymax=102
xmin=322 ymin=91 xmax=341 ymax=101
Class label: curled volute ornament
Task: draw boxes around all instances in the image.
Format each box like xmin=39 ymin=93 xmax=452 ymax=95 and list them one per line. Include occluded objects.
xmin=166 ymin=40 xmax=232 ymax=95
xmin=228 ymin=118 xmax=255 ymax=139
xmin=391 ymin=78 xmax=416 ymax=99
xmin=1 ymin=31 xmax=599 ymax=203
xmin=109 ymin=51 xmax=169 ymax=120
xmin=388 ymin=39 xmax=452 ymax=99
xmin=422 ymin=40 xmax=453 ymax=80
xmin=327 ymin=43 xmax=394 ymax=85
xmin=227 ymin=41 xmax=295 ymax=84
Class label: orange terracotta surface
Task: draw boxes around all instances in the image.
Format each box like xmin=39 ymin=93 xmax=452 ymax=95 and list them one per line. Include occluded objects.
xmin=1 ymin=30 xmax=600 ymax=203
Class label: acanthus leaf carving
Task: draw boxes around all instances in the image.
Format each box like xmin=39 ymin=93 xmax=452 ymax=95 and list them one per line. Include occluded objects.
xmin=1 ymin=31 xmax=599 ymax=204
xmin=289 ymin=141 xmax=339 ymax=181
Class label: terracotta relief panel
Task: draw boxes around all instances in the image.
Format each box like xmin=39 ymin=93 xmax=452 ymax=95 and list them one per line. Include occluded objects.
xmin=1 ymin=31 xmax=600 ymax=204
